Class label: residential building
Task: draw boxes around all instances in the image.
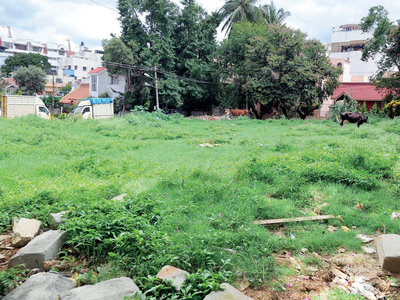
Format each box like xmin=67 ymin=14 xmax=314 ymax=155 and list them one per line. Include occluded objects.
xmin=329 ymin=24 xmax=379 ymax=79
xmin=88 ymin=67 xmax=126 ymax=99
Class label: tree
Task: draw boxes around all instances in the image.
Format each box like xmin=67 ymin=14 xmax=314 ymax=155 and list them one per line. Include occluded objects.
xmin=1 ymin=53 xmax=51 ymax=77
xmin=59 ymin=83 xmax=72 ymax=94
xmin=13 ymin=66 xmax=46 ymax=95
xmin=360 ymin=6 xmax=400 ymax=98
xmin=261 ymin=0 xmax=291 ymax=24
xmin=216 ymin=22 xmax=342 ymax=119
xmin=218 ymin=0 xmax=264 ymax=36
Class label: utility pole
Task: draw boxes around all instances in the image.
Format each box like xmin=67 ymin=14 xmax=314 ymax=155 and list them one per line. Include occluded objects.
xmin=52 ymin=71 xmax=55 ymax=116
xmin=154 ymin=65 xmax=159 ymax=110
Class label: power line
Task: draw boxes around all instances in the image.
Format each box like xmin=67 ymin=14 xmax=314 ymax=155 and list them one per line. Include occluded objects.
xmin=88 ymin=0 xmax=119 ymax=13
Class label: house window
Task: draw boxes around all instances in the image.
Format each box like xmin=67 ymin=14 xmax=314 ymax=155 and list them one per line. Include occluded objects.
xmin=15 ymin=44 xmax=27 ymax=50
xmin=110 ymin=75 xmax=118 ymax=85
xmin=68 ymin=65 xmax=71 ymax=70
xmin=91 ymin=67 xmax=94 ymax=71
xmin=74 ymin=65 xmax=78 ymax=70
xmin=3 ymin=42 xmax=13 ymax=48
xmin=32 ymin=47 xmax=42 ymax=53
xmin=337 ymin=63 xmax=342 ymax=68
xmin=83 ymin=66 xmax=87 ymax=71
xmin=91 ymin=76 xmax=97 ymax=92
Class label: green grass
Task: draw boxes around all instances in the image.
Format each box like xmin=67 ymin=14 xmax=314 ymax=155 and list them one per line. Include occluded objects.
xmin=1 ymin=113 xmax=400 ymax=288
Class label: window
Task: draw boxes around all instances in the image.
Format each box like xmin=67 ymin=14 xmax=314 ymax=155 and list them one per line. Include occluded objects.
xmin=110 ymin=75 xmax=118 ymax=85
xmin=83 ymin=66 xmax=87 ymax=71
xmin=74 ymin=65 xmax=78 ymax=70
xmin=337 ymin=63 xmax=342 ymax=68
xmin=91 ymin=67 xmax=94 ymax=71
xmin=15 ymin=44 xmax=27 ymax=50
xmin=68 ymin=65 xmax=71 ymax=70
xmin=91 ymin=76 xmax=97 ymax=91
xmin=33 ymin=47 xmax=42 ymax=53
xmin=3 ymin=42 xmax=13 ymax=48
xmin=82 ymin=107 xmax=90 ymax=114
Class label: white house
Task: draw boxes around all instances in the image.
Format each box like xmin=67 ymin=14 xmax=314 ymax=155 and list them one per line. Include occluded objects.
xmin=88 ymin=67 xmax=126 ymax=99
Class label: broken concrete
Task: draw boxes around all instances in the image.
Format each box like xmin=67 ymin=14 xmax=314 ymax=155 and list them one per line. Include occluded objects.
xmin=204 ymin=283 xmax=253 ymax=300
xmin=112 ymin=193 xmax=127 ymax=201
xmin=0 ymin=254 xmax=5 ymax=262
xmin=50 ymin=211 xmax=69 ymax=229
xmin=0 ymin=235 xmax=10 ymax=242
xmin=59 ymin=277 xmax=139 ymax=300
xmin=3 ymin=272 xmax=75 ymax=300
xmin=11 ymin=218 xmax=41 ymax=247
xmin=8 ymin=230 xmax=66 ymax=270
xmin=156 ymin=265 xmax=189 ymax=290
xmin=377 ymin=234 xmax=400 ymax=273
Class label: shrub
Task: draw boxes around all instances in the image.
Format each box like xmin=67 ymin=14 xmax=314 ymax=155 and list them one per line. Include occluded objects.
xmin=386 ymin=99 xmax=400 ymax=118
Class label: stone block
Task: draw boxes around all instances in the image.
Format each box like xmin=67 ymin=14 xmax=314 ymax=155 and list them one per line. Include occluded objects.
xmin=377 ymin=234 xmax=400 ymax=273
xmin=8 ymin=230 xmax=66 ymax=270
xmin=11 ymin=218 xmax=41 ymax=247
xmin=112 ymin=193 xmax=127 ymax=201
xmin=59 ymin=277 xmax=139 ymax=300
xmin=50 ymin=211 xmax=69 ymax=229
xmin=3 ymin=272 xmax=75 ymax=300
xmin=156 ymin=265 xmax=189 ymax=290
xmin=203 ymin=283 xmax=253 ymax=300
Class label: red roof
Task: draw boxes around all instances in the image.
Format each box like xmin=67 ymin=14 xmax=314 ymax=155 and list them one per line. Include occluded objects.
xmin=59 ymin=84 xmax=89 ymax=104
xmin=332 ymin=83 xmax=388 ymax=101
xmin=89 ymin=67 xmax=106 ymax=74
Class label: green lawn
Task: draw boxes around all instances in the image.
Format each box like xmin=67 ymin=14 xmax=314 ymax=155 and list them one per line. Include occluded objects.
xmin=1 ymin=113 xmax=400 ymax=286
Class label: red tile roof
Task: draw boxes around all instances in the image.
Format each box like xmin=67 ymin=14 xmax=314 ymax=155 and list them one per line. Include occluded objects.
xmin=59 ymin=84 xmax=89 ymax=104
xmin=332 ymin=83 xmax=388 ymax=101
xmin=89 ymin=67 xmax=106 ymax=74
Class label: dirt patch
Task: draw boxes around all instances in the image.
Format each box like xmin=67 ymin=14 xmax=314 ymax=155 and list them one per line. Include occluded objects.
xmin=242 ymin=236 xmax=400 ymax=300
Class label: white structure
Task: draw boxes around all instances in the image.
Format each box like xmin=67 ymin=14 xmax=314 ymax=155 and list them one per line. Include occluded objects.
xmin=329 ymin=24 xmax=380 ymax=80
xmin=0 ymin=25 xmax=104 ymax=83
xmin=88 ymin=67 xmax=126 ymax=99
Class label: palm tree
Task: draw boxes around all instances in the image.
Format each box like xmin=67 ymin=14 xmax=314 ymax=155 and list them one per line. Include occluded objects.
xmin=261 ymin=0 xmax=291 ymax=24
xmin=219 ymin=0 xmax=264 ymax=36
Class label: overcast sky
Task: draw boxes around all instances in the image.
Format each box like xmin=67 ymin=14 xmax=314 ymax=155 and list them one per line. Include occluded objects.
xmin=2 ymin=0 xmax=400 ymax=52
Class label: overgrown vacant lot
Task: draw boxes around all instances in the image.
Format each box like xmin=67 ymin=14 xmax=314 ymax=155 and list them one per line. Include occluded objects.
xmin=1 ymin=113 xmax=400 ymax=288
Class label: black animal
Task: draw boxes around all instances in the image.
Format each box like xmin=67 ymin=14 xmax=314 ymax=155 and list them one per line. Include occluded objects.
xmin=340 ymin=112 xmax=369 ymax=127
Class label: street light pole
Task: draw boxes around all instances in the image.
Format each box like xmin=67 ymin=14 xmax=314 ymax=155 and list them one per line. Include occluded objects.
xmin=154 ymin=65 xmax=159 ymax=110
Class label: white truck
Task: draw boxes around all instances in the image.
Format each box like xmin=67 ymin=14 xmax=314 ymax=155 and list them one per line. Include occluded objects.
xmin=72 ymin=98 xmax=114 ymax=119
xmin=0 ymin=95 xmax=50 ymax=119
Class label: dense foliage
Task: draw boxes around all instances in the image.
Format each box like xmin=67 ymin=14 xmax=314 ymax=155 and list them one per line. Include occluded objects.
xmin=216 ymin=22 xmax=342 ymax=118
xmin=13 ymin=66 xmax=47 ymax=95
xmin=360 ymin=5 xmax=400 ymax=99
xmin=113 ymin=0 xmax=220 ymax=113
xmin=1 ymin=53 xmax=51 ymax=77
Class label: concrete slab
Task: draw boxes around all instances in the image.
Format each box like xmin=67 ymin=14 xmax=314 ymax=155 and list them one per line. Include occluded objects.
xmin=203 ymin=283 xmax=253 ymax=300
xmin=59 ymin=277 xmax=139 ymax=300
xmin=8 ymin=230 xmax=66 ymax=270
xmin=11 ymin=218 xmax=41 ymax=247
xmin=3 ymin=272 xmax=75 ymax=300
xmin=156 ymin=265 xmax=189 ymax=290
xmin=377 ymin=234 xmax=400 ymax=273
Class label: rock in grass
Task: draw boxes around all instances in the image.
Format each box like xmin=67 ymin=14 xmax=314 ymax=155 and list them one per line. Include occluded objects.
xmin=59 ymin=277 xmax=139 ymax=300
xmin=3 ymin=272 xmax=75 ymax=300
xmin=377 ymin=234 xmax=400 ymax=273
xmin=156 ymin=265 xmax=189 ymax=290
xmin=203 ymin=283 xmax=253 ymax=300
xmin=11 ymin=218 xmax=41 ymax=247
xmin=112 ymin=193 xmax=127 ymax=201
xmin=8 ymin=230 xmax=65 ymax=270
xmin=50 ymin=211 xmax=69 ymax=229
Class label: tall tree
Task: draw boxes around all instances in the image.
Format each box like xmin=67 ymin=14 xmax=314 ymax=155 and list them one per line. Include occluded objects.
xmin=360 ymin=5 xmax=400 ymax=98
xmin=174 ymin=0 xmax=221 ymax=113
xmin=13 ymin=66 xmax=46 ymax=95
xmin=1 ymin=53 xmax=51 ymax=77
xmin=216 ymin=22 xmax=342 ymax=119
xmin=261 ymin=0 xmax=291 ymax=24
xmin=218 ymin=0 xmax=264 ymax=36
